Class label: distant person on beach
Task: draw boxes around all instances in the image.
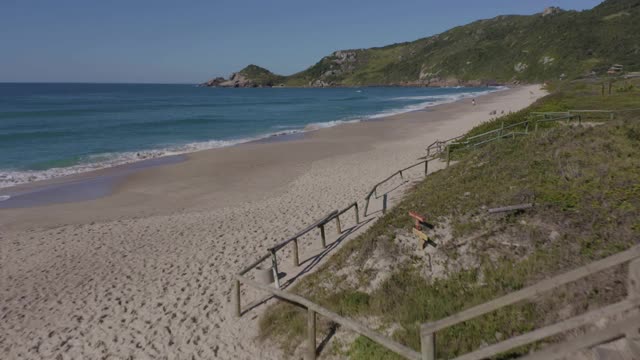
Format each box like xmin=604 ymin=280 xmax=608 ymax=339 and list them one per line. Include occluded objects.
xmin=472 ymin=99 xmax=476 ymax=106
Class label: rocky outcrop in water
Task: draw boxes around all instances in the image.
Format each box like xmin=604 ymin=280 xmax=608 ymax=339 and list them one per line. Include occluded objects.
xmin=202 ymin=73 xmax=256 ymax=88
xmin=202 ymin=65 xmax=285 ymax=88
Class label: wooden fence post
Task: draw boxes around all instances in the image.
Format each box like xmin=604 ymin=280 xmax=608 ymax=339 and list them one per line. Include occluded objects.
xmin=307 ymin=309 xmax=317 ymax=360
xmin=382 ymin=194 xmax=388 ymax=214
xmin=628 ymin=259 xmax=640 ymax=356
xmin=421 ymin=330 xmax=436 ymax=360
xmin=335 ymin=215 xmax=342 ymax=235
xmin=354 ymin=203 xmax=360 ymax=224
xmin=629 ymin=258 xmax=640 ymax=300
xmin=234 ymin=279 xmax=241 ymax=317
xmin=424 ymin=160 xmax=429 ymax=176
xmin=293 ymin=238 xmax=299 ymax=267
xmin=610 ymin=112 xmax=615 ymax=120
xmin=364 ymin=195 xmax=371 ymax=217
xmin=271 ymin=251 xmax=280 ymax=289
xmin=319 ymin=224 xmax=326 ymax=248
xmin=446 ymin=146 xmax=451 ymax=168
xmin=500 ymin=121 xmax=504 ymax=137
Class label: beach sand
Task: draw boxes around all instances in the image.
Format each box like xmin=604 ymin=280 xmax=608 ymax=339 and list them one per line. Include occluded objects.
xmin=0 ymin=85 xmax=546 ymax=359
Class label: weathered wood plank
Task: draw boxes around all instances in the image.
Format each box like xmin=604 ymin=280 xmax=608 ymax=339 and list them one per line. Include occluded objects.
xmin=420 ymin=332 xmax=435 ymax=360
xmin=451 ymin=299 xmax=637 ymax=360
xmin=293 ymin=238 xmax=299 ymax=267
xmin=421 ymin=245 xmax=640 ymax=334
xmin=307 ymin=309 xmax=316 ymax=360
xmin=237 ymin=275 xmax=421 ymax=360
xmin=337 ymin=202 xmax=358 ymax=217
xmin=518 ymin=314 xmax=640 ymax=360
xmin=627 ymin=258 xmax=640 ymax=358
xmin=319 ymin=224 xmax=326 ymax=248
xmin=399 ymin=160 xmax=428 ymax=174
xmin=488 ymin=203 xmax=533 ymax=214
xmin=629 ymin=258 xmax=640 ymax=300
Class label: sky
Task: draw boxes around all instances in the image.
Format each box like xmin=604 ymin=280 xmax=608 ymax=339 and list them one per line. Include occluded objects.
xmin=0 ymin=0 xmax=603 ymax=83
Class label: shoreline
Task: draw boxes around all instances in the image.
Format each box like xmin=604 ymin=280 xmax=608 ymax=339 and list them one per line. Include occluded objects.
xmin=0 ymin=85 xmax=546 ymax=360
xmin=0 ymin=86 xmax=505 ymax=192
xmin=0 ymin=86 xmax=536 ymax=230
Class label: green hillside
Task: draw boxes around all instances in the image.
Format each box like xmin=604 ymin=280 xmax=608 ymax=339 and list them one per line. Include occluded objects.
xmin=215 ymin=0 xmax=640 ymax=87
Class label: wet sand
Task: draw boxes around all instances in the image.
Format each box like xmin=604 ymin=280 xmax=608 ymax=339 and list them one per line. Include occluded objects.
xmin=0 ymin=85 xmax=546 ymax=359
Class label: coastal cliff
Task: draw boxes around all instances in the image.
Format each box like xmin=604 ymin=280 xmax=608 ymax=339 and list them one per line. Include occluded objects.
xmin=203 ymin=0 xmax=640 ymax=87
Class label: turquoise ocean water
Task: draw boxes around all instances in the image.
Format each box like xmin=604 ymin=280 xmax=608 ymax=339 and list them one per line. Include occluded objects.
xmin=0 ymin=83 xmax=500 ymax=189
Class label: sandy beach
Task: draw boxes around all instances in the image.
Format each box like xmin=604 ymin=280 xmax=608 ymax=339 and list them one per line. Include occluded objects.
xmin=0 ymin=85 xmax=545 ymax=359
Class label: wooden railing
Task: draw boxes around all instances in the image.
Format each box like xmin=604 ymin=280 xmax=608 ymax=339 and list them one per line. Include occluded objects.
xmin=426 ymin=135 xmax=464 ymax=158
xmin=439 ymin=108 xmax=637 ymax=169
xmin=233 ymin=202 xmax=419 ymax=360
xmin=267 ymin=209 xmax=340 ymax=288
xmin=419 ymin=245 xmax=640 ymax=360
xmin=235 ymin=274 xmax=421 ymax=360
xmin=233 ymin=109 xmax=639 ymax=359
xmin=363 ymin=158 xmax=435 ymax=216
xmin=443 ymin=112 xmax=585 ymax=167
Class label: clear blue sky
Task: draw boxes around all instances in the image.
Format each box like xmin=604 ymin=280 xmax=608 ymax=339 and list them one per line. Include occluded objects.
xmin=0 ymin=0 xmax=603 ymax=83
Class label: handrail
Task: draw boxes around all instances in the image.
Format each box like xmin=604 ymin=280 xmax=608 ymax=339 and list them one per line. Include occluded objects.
xmin=465 ymin=120 xmax=530 ymax=142
xmin=337 ymin=201 xmax=358 ymax=217
xmin=419 ymin=245 xmax=640 ymax=360
xmin=269 ymin=210 xmax=339 ymax=252
xmin=568 ymin=109 xmax=615 ymax=113
xmin=519 ymin=314 xmax=640 ymax=360
xmin=237 ymin=274 xmax=421 ymax=360
xmin=530 ymin=111 xmax=570 ymax=115
xmin=421 ymin=244 xmax=640 ymax=335
xmin=363 ymin=158 xmax=432 ymax=216
xmin=535 ymin=115 xmax=574 ymax=123
xmin=567 ymin=109 xmax=640 ymax=113
xmin=450 ymin=299 xmax=638 ymax=360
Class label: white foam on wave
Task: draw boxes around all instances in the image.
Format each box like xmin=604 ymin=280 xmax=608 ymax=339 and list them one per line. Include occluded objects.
xmin=0 ymin=195 xmax=10 ymax=201
xmin=0 ymin=130 xmax=306 ymax=189
xmin=0 ymin=87 xmax=505 ymax=189
xmin=304 ymin=119 xmax=361 ymax=131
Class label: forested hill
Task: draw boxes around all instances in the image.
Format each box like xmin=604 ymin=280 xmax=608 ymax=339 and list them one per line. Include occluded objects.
xmin=205 ymin=0 xmax=640 ymax=87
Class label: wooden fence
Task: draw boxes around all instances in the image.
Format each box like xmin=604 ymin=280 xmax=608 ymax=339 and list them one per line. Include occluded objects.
xmin=232 ymin=109 xmax=639 ymax=359
xmin=363 ymin=157 xmax=436 ymax=216
xmin=439 ymin=108 xmax=638 ymax=168
xmin=442 ymin=111 xmax=586 ymax=167
xmin=235 ymin=274 xmax=421 ymax=360
xmin=419 ymin=244 xmax=640 ymax=360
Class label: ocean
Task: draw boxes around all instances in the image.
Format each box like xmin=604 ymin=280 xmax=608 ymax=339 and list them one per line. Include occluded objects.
xmin=0 ymin=83 xmax=500 ymax=189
